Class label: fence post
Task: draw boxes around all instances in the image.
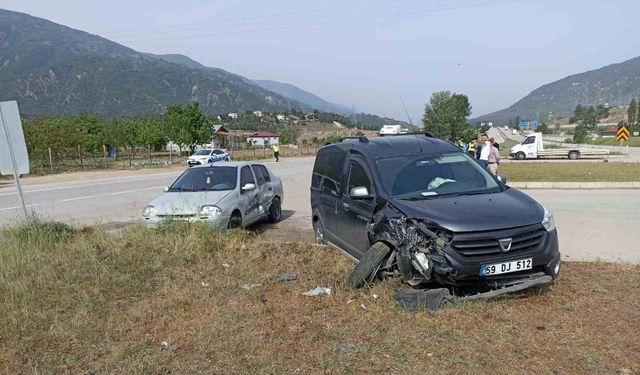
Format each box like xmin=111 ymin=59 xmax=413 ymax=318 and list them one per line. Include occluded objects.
xmin=103 ymin=145 xmax=107 ymax=168
xmin=263 ymin=147 xmax=266 ymax=158
xmin=169 ymin=146 xmax=172 ymax=164
xmin=253 ymin=147 xmax=256 ymax=159
xmin=78 ymin=145 xmax=84 ymax=170
xmin=48 ymin=147 xmax=53 ymax=173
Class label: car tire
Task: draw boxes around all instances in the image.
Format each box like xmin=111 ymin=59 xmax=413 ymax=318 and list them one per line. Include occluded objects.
xmin=267 ymin=197 xmax=282 ymax=223
xmin=347 ymin=242 xmax=392 ymax=289
xmin=516 ymin=152 xmax=526 ymax=160
xmin=313 ymin=218 xmax=325 ymax=245
xmin=568 ymin=151 xmax=579 ymax=160
xmin=228 ymin=211 xmax=242 ymax=229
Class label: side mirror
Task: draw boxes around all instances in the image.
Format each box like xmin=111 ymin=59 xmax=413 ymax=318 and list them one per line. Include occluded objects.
xmin=497 ymin=174 xmax=507 ymax=184
xmin=163 ymin=186 xmax=169 ymax=192
xmin=242 ymin=183 xmax=256 ymax=192
xmin=349 ymin=186 xmax=371 ymax=199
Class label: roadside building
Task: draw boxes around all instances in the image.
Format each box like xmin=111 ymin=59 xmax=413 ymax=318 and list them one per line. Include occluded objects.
xmin=247 ymin=131 xmax=280 ymax=147
xmin=276 ymin=114 xmax=286 ymax=121
xmin=253 ymin=111 xmax=263 ymax=118
xmin=228 ymin=113 xmax=238 ymax=119
xmin=601 ymin=127 xmax=618 ymax=138
xmin=211 ymin=124 xmax=230 ymax=148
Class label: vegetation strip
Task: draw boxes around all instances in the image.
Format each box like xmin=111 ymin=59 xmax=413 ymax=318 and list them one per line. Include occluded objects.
xmin=1 ymin=221 xmax=638 ymax=374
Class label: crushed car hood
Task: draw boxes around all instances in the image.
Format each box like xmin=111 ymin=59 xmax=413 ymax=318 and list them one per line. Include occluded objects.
xmin=149 ymin=191 xmax=232 ymax=215
xmin=390 ymin=188 xmax=544 ymax=232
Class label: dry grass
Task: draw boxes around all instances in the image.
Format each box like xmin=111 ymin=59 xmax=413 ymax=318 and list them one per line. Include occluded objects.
xmin=1 ymin=222 xmax=638 ymax=374
xmin=500 ymin=162 xmax=640 ymax=182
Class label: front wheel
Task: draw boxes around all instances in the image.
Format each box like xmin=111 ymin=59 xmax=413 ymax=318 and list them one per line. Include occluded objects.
xmin=568 ymin=151 xmax=579 ymax=160
xmin=347 ymin=242 xmax=392 ymax=289
xmin=516 ymin=152 xmax=526 ymax=160
xmin=227 ymin=212 xmax=242 ymax=229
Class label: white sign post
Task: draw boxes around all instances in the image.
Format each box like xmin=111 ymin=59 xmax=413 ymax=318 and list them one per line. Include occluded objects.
xmin=0 ymin=100 xmax=30 ymax=217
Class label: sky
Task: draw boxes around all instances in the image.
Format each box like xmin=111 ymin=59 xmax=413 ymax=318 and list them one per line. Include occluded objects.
xmin=1 ymin=0 xmax=638 ymax=121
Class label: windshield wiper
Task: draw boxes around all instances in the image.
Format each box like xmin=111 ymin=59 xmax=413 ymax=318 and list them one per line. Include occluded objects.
xmin=168 ymin=187 xmax=194 ymax=192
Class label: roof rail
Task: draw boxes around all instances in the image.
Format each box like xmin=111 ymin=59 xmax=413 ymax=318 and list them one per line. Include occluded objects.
xmin=325 ymin=136 xmax=369 ymax=145
xmin=384 ymin=132 xmax=437 ymax=138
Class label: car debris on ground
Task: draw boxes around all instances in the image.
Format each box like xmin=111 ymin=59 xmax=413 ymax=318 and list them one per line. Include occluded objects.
xmin=277 ymin=273 xmax=298 ymax=282
xmin=241 ymin=283 xmax=261 ymax=290
xmin=301 ymin=286 xmax=331 ymax=296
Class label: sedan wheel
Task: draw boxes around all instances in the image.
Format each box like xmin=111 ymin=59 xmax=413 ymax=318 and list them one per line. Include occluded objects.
xmin=268 ymin=197 xmax=282 ymax=223
xmin=228 ymin=212 xmax=242 ymax=229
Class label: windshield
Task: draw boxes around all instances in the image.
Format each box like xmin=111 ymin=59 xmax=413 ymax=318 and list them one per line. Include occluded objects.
xmin=376 ymin=152 xmax=501 ymax=199
xmin=194 ymin=149 xmax=212 ymax=156
xmin=211 ymin=149 xmax=225 ymax=155
xmin=168 ymin=166 xmax=237 ymax=192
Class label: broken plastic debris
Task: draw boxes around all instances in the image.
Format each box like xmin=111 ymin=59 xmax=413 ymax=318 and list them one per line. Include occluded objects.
xmin=394 ymin=288 xmax=455 ymax=312
xmin=222 ymin=263 xmax=230 ymax=268
xmin=347 ymin=299 xmax=354 ymax=304
xmin=160 ymin=341 xmax=169 ymax=350
xmin=360 ymin=303 xmax=368 ymax=310
xmin=201 ymin=282 xmax=210 ymax=287
xmin=242 ymin=284 xmax=261 ymax=290
xmin=277 ymin=273 xmax=298 ymax=282
xmin=302 ymin=286 xmax=332 ymax=296
xmin=371 ymin=294 xmax=379 ymax=299
xmin=339 ymin=344 xmax=349 ymax=353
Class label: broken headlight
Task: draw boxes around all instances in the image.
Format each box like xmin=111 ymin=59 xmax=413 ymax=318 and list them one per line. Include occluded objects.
xmin=542 ymin=207 xmax=555 ymax=232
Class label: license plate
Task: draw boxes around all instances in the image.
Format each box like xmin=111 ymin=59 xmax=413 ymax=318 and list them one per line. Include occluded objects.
xmin=480 ymin=258 xmax=532 ymax=276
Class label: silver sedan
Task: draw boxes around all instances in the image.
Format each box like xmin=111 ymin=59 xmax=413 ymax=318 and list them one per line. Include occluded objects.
xmin=142 ymin=162 xmax=284 ymax=229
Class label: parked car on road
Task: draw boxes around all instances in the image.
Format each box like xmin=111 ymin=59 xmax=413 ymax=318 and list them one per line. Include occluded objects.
xmin=187 ymin=148 xmax=230 ymax=167
xmin=310 ymin=134 xmax=561 ymax=295
xmin=143 ymin=162 xmax=283 ymax=229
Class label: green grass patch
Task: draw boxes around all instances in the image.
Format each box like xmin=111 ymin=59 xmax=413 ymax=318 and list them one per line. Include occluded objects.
xmin=500 ymin=162 xmax=640 ymax=182
xmin=1 ymin=221 xmax=639 ymax=374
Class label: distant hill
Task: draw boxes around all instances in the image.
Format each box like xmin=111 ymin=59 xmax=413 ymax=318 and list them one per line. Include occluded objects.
xmin=151 ymin=53 xmax=352 ymax=115
xmin=0 ymin=9 xmax=310 ymax=116
xmin=475 ymin=56 xmax=640 ymax=124
xmin=252 ymin=80 xmax=350 ymax=115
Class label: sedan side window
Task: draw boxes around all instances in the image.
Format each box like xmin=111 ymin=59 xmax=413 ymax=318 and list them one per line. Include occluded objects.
xmin=240 ymin=166 xmax=255 ymax=192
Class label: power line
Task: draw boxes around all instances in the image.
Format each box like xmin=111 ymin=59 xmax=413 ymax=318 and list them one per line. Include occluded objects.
xmin=116 ymin=0 xmax=517 ymax=43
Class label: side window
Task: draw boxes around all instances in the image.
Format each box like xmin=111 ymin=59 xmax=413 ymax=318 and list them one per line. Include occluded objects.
xmin=258 ymin=165 xmax=271 ymax=182
xmin=312 ymin=147 xmax=346 ymax=191
xmin=348 ymin=163 xmax=372 ymax=195
xmin=251 ymin=165 xmax=265 ymax=185
xmin=522 ymin=137 xmax=535 ymax=145
xmin=240 ymin=166 xmax=255 ymax=190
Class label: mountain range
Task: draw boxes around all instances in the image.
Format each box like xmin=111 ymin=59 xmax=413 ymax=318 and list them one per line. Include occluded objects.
xmin=0 ymin=8 xmax=350 ymax=117
xmin=475 ymin=56 xmax=640 ymax=124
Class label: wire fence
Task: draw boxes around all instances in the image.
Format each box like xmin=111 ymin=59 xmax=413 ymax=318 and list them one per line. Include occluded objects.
xmin=21 ymin=143 xmax=323 ymax=176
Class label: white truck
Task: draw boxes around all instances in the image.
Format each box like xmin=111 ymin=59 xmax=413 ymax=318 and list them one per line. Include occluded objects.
xmin=509 ymin=132 xmax=609 ymax=160
xmin=379 ymin=124 xmax=408 ymax=136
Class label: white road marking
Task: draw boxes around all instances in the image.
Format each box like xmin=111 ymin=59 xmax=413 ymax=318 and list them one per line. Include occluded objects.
xmin=108 ymin=190 xmax=136 ymax=195
xmin=0 ymin=173 xmax=180 ymax=196
xmin=0 ymin=204 xmax=39 ymax=212
xmin=60 ymin=195 xmax=95 ymax=202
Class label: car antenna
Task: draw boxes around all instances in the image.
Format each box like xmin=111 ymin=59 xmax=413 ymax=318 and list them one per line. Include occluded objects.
xmin=400 ymin=96 xmax=414 ymax=127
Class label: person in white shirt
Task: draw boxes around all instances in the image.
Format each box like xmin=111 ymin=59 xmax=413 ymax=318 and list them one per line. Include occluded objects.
xmin=478 ymin=134 xmax=491 ymax=168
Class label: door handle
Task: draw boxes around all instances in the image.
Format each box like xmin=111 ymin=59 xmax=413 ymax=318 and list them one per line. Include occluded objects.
xmin=343 ymin=202 xmax=350 ymax=211
xmin=268 ymin=187 xmax=273 ymax=191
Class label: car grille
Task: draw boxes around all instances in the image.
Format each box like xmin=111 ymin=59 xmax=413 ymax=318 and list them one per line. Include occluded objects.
xmin=156 ymin=214 xmax=196 ymax=218
xmin=451 ymin=224 xmax=547 ymax=258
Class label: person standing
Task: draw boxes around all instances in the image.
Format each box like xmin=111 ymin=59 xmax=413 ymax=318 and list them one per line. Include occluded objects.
xmin=272 ymin=143 xmax=280 ymax=162
xmin=467 ymin=139 xmax=477 ymax=158
xmin=478 ymin=134 xmax=491 ymax=168
xmin=488 ymin=141 xmax=501 ymax=175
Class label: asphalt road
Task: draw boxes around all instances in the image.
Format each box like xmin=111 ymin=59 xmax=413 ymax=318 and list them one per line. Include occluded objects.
xmin=1 ymin=157 xmax=638 ymax=263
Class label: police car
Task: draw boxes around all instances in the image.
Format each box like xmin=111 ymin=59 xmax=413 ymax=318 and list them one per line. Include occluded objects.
xmin=187 ymin=149 xmax=230 ymax=167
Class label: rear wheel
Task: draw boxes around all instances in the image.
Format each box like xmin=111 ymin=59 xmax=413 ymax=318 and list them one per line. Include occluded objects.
xmin=267 ymin=197 xmax=282 ymax=223
xmin=516 ymin=152 xmax=526 ymax=160
xmin=228 ymin=211 xmax=242 ymax=229
xmin=347 ymin=242 xmax=392 ymax=289
xmin=568 ymin=151 xmax=579 ymax=160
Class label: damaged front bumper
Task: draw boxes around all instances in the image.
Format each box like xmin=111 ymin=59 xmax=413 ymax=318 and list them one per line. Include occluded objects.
xmin=368 ymin=213 xmax=561 ymax=293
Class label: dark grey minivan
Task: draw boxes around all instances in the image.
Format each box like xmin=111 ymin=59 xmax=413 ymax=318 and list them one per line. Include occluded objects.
xmin=310 ymin=134 xmax=561 ymax=292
